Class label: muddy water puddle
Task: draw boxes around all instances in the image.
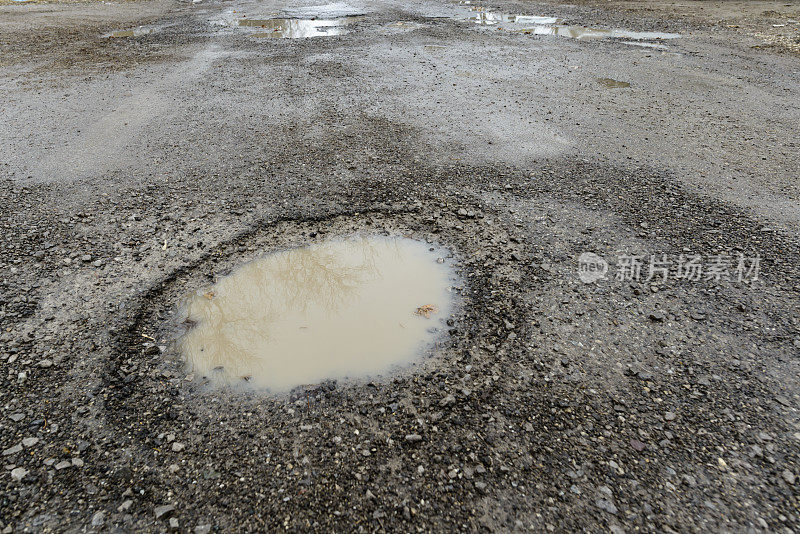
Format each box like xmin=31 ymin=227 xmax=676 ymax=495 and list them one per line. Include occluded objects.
xmin=176 ymin=237 xmax=456 ymax=391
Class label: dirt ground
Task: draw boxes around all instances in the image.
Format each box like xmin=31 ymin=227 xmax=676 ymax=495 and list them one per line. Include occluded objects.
xmin=1 ymin=0 xmax=799 ymax=532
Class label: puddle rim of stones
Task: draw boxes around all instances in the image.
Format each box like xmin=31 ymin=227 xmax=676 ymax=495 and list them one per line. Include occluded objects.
xmin=102 ymin=206 xmax=532 ymax=453
xmin=104 ymin=207 xmax=528 ymax=415
xmin=172 ymin=234 xmax=461 ymax=393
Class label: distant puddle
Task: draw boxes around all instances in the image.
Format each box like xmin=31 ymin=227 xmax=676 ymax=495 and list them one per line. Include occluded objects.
xmin=451 ymin=6 xmax=680 ymax=44
xmin=176 ymin=237 xmax=455 ymax=391
xmin=215 ymin=8 xmax=363 ymax=38
xmin=596 ymin=77 xmax=630 ymax=88
xmin=466 ymin=8 xmax=561 ymax=26
xmin=517 ymin=25 xmax=680 ymax=41
xmin=241 ymin=18 xmax=354 ymax=38
xmin=102 ymin=27 xmax=154 ymax=38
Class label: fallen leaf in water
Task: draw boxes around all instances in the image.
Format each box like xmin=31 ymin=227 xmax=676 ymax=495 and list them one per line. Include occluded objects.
xmin=204 ymin=291 xmax=215 ymax=300
xmin=415 ymin=304 xmax=438 ymax=318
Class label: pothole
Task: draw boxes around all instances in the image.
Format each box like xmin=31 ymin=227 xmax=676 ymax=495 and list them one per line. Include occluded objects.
xmin=175 ymin=236 xmax=457 ymax=391
xmin=106 ymin=209 xmax=527 ymax=443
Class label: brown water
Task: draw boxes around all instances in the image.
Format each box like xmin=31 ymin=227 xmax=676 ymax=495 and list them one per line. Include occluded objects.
xmin=176 ymin=237 xmax=455 ymax=391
